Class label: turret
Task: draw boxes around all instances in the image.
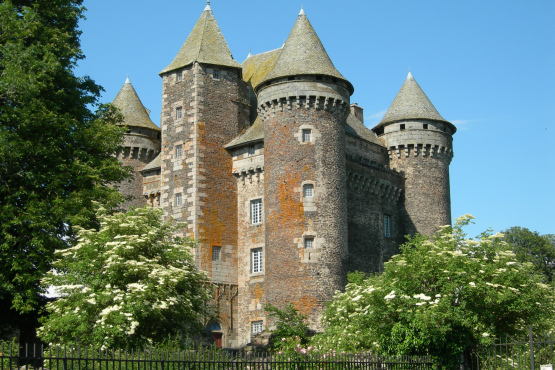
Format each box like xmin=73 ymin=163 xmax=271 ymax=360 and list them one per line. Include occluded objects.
xmin=112 ymin=76 xmax=161 ymax=210
xmin=372 ymin=72 xmax=456 ymax=236
xmin=158 ymin=1 xmax=249 ymax=347
xmin=255 ymin=8 xmax=352 ymax=329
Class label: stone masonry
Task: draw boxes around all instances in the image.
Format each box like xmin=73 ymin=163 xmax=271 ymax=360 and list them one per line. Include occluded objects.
xmin=113 ymin=3 xmax=456 ymax=349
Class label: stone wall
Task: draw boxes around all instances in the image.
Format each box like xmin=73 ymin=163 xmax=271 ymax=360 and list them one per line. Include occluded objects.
xmin=231 ymin=144 xmax=266 ymax=346
xmin=345 ymin=150 xmax=405 ymax=274
xmin=116 ymin=127 xmax=160 ymax=210
xmin=160 ymin=62 xmax=249 ymax=348
xmin=379 ymin=119 xmax=454 ymax=236
xmin=258 ymin=80 xmax=350 ymax=332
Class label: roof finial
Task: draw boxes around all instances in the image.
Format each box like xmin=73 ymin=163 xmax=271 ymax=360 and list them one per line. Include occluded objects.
xmin=299 ymin=5 xmax=305 ymax=16
xmin=246 ymin=49 xmax=252 ymax=59
xmin=125 ymin=75 xmax=130 ymax=84
xmin=204 ymin=0 xmax=211 ymax=11
xmin=407 ymin=68 xmax=413 ymax=80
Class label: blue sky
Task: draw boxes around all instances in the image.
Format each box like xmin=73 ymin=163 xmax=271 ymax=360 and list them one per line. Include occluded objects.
xmin=76 ymin=0 xmax=554 ymax=237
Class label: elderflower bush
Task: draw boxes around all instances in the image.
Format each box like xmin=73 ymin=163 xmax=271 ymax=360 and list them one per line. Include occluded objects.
xmin=38 ymin=206 xmax=213 ymax=348
xmin=314 ymin=215 xmax=555 ymax=369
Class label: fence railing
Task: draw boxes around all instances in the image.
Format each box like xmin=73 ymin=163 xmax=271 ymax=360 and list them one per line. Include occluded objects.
xmin=466 ymin=329 xmax=554 ymax=370
xmin=0 ymin=342 xmax=434 ymax=370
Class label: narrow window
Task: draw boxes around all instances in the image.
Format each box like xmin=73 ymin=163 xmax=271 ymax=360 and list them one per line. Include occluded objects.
xmin=303 ymin=184 xmax=314 ymax=199
xmin=384 ymin=215 xmax=391 ymax=238
xmin=175 ymin=193 xmax=183 ymax=207
xmin=400 ymin=124 xmax=405 ymax=131
xmin=176 ymin=107 xmax=183 ymax=119
xmin=423 ymin=123 xmax=428 ymax=130
xmin=251 ymin=199 xmax=262 ymax=224
xmin=304 ymin=237 xmax=314 ymax=249
xmin=176 ymin=72 xmax=182 ymax=82
xmin=213 ymin=69 xmax=220 ymax=79
xmin=175 ymin=144 xmax=183 ymax=159
xmin=302 ymin=129 xmax=311 ymax=143
xmin=251 ymin=248 xmax=263 ymax=273
xmin=248 ymin=145 xmax=255 ymax=156
xmin=251 ymin=320 xmax=263 ymax=335
xmin=212 ymin=246 xmax=221 ymax=261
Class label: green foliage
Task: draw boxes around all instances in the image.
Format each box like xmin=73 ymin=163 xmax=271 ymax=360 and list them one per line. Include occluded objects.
xmin=264 ymin=303 xmax=310 ymax=351
xmin=0 ymin=0 xmax=131 ymax=313
xmin=315 ymin=215 xmax=555 ymax=369
xmin=503 ymin=226 xmax=555 ymax=283
xmin=38 ymin=206 xmax=213 ymax=349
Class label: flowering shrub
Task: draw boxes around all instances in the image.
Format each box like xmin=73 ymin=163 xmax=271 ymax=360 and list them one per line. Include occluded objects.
xmin=314 ymin=215 xmax=555 ymax=369
xmin=38 ymin=206 xmax=213 ymax=348
xmin=265 ymin=303 xmax=310 ymax=351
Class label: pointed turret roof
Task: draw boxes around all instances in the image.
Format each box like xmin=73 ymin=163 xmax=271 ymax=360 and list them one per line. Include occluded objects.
xmin=374 ymin=72 xmax=455 ymax=132
xmin=160 ymin=2 xmax=240 ymax=74
xmin=112 ymin=77 xmax=160 ymax=131
xmin=258 ymin=8 xmax=353 ymax=93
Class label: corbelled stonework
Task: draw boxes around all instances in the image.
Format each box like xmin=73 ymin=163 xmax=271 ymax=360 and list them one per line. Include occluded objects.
xmin=114 ymin=3 xmax=456 ymax=349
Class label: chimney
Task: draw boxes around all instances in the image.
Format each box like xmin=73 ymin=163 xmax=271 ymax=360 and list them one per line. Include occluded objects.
xmin=350 ymin=103 xmax=363 ymax=123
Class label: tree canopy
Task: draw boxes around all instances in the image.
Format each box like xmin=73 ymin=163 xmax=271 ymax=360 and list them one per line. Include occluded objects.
xmin=38 ymin=206 xmax=213 ymax=348
xmin=315 ymin=215 xmax=554 ymax=369
xmin=0 ymin=0 xmax=131 ymax=312
xmin=503 ymin=226 xmax=555 ymax=283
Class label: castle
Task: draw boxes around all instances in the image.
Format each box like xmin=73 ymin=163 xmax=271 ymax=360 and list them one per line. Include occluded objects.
xmin=113 ymin=2 xmax=456 ymax=348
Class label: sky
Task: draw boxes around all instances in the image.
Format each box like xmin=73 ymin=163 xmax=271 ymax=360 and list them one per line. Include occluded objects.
xmin=76 ymin=0 xmax=555 ymax=238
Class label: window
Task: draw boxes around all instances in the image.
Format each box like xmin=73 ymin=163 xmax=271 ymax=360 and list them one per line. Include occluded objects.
xmin=248 ymin=145 xmax=255 ymax=156
xmin=212 ymin=246 xmax=221 ymax=261
xmin=176 ymin=72 xmax=182 ymax=82
xmin=176 ymin=107 xmax=182 ymax=119
xmin=251 ymin=320 xmax=263 ymax=335
xmin=384 ymin=215 xmax=391 ymax=238
xmin=400 ymin=124 xmax=405 ymax=131
xmin=423 ymin=123 xmax=428 ymax=130
xmin=304 ymin=237 xmax=314 ymax=249
xmin=175 ymin=193 xmax=183 ymax=207
xmin=213 ymin=69 xmax=220 ymax=79
xmin=251 ymin=248 xmax=263 ymax=273
xmin=303 ymin=184 xmax=314 ymax=198
xmin=302 ymin=129 xmax=311 ymax=142
xmin=251 ymin=199 xmax=262 ymax=225
xmin=175 ymin=144 xmax=182 ymax=159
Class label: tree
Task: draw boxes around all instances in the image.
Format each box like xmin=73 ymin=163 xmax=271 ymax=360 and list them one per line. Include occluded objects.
xmin=315 ymin=215 xmax=555 ymax=369
xmin=0 ymin=0 xmax=131 ymax=313
xmin=264 ymin=303 xmax=310 ymax=351
xmin=38 ymin=206 xmax=213 ymax=349
xmin=503 ymin=227 xmax=555 ymax=283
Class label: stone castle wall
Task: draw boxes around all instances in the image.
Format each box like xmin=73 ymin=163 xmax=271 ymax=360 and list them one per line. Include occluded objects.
xmin=258 ymin=80 xmax=350 ymax=330
xmin=116 ymin=127 xmax=159 ymax=210
xmin=381 ymin=119 xmax=453 ymax=236
xmin=231 ymin=144 xmax=266 ymax=346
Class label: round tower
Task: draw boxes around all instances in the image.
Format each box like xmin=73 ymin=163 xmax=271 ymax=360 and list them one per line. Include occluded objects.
xmin=255 ymin=9 xmax=353 ymax=328
xmin=372 ymin=72 xmax=456 ymax=236
xmin=112 ymin=77 xmax=161 ymax=210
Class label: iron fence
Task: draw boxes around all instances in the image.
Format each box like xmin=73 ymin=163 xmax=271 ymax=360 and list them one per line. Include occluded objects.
xmin=0 ymin=342 xmax=434 ymax=370
xmin=466 ymin=329 xmax=554 ymax=370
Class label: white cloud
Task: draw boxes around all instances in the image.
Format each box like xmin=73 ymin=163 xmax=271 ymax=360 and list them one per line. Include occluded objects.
xmin=364 ymin=110 xmax=387 ymax=127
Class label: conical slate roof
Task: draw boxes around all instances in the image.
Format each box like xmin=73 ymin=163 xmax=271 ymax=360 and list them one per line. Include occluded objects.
xmin=141 ymin=153 xmax=161 ymax=172
xmin=258 ymin=9 xmax=353 ymax=93
xmin=160 ymin=2 xmax=241 ymax=74
xmin=345 ymin=113 xmax=382 ymax=146
xmin=242 ymin=48 xmax=282 ymax=89
xmin=375 ymin=72 xmax=454 ymax=131
xmin=224 ymin=116 xmax=264 ymax=149
xmin=112 ymin=77 xmax=160 ymax=131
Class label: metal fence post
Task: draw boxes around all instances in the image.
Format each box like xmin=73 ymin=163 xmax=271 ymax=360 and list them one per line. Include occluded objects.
xmin=530 ymin=327 xmax=535 ymax=370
